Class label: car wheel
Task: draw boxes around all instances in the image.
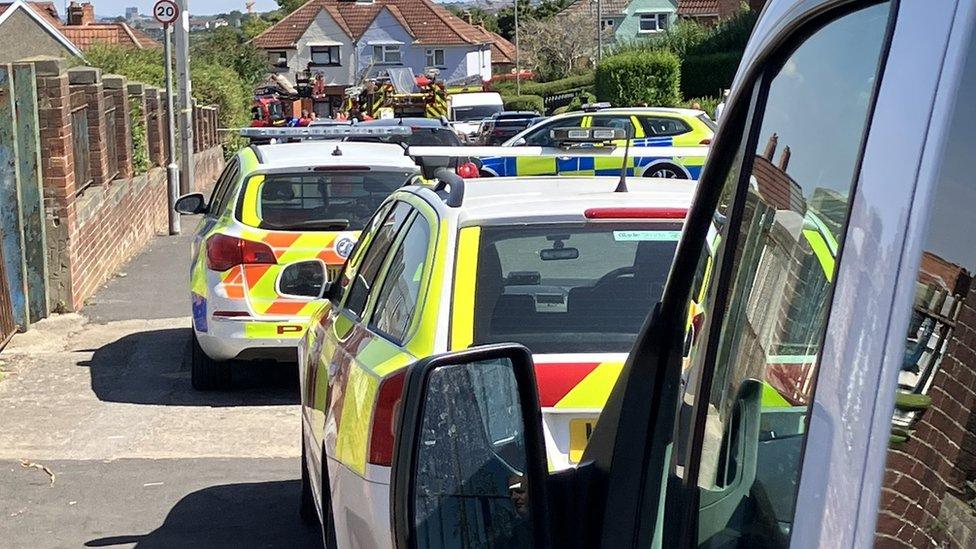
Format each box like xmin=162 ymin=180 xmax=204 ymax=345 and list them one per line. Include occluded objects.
xmin=644 ymin=163 xmax=688 ymax=179
xmin=300 ymin=435 xmax=317 ymax=525
xmin=190 ymin=332 xmax=230 ymax=390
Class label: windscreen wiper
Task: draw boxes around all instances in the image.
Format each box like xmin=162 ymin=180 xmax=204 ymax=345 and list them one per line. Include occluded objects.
xmin=262 ymin=219 xmax=351 ymax=231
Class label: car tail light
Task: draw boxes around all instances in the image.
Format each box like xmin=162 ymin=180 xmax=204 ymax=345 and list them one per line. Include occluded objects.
xmin=584 ymin=207 xmax=688 ymax=219
xmin=700 ymin=138 xmax=712 ymax=145
xmin=456 ymin=161 xmax=479 ymax=178
xmin=367 ymin=369 xmax=406 ymax=466
xmin=206 ymin=234 xmax=277 ymax=271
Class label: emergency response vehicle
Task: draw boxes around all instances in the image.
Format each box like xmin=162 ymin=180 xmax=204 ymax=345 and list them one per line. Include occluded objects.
xmin=478 ymin=107 xmax=713 ymax=179
xmin=298 ymin=131 xmax=697 ymax=547
xmin=174 ymin=127 xmax=420 ymax=390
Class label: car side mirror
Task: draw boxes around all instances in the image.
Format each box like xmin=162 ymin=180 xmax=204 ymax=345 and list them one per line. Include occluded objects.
xmin=392 ymin=344 xmax=550 ymax=549
xmin=174 ymin=192 xmax=207 ymax=215
xmin=511 ymin=137 xmax=527 ymax=146
xmin=277 ymin=260 xmax=331 ymax=299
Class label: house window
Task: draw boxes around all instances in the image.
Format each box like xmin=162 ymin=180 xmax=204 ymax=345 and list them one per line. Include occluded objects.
xmin=601 ymin=18 xmax=615 ymax=30
xmin=373 ymin=44 xmax=402 ymax=65
xmin=425 ymin=48 xmax=445 ymax=68
xmin=638 ymin=13 xmax=669 ymax=33
xmin=310 ymin=45 xmax=340 ymax=66
xmin=268 ymin=50 xmax=288 ymax=69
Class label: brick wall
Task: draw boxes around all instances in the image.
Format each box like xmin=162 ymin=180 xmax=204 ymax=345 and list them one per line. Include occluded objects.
xmin=876 ymin=286 xmax=976 ymax=547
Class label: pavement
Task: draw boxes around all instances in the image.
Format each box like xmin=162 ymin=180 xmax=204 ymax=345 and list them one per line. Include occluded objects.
xmin=0 ymin=223 xmax=322 ymax=548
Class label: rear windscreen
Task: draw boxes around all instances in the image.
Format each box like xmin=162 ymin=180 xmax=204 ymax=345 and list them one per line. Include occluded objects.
xmin=472 ymin=223 xmax=681 ymax=353
xmin=238 ymin=171 xmax=415 ymax=231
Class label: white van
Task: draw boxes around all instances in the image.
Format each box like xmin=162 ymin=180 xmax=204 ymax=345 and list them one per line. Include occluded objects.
xmin=448 ymin=91 xmax=503 ymax=141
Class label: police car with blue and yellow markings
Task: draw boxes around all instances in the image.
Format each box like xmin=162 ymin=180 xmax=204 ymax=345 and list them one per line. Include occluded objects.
xmin=479 ymin=106 xmax=714 ymax=179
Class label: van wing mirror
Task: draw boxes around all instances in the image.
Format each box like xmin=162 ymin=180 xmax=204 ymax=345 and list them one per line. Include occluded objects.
xmin=392 ymin=344 xmax=551 ymax=549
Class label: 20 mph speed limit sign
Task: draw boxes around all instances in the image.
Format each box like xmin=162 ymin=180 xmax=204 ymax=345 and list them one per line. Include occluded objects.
xmin=153 ymin=0 xmax=179 ymax=25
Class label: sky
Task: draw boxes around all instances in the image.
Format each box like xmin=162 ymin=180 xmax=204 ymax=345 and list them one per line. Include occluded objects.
xmin=90 ymin=0 xmax=281 ymax=17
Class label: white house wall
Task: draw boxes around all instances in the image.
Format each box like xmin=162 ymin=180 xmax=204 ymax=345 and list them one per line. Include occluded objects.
xmin=294 ymin=8 xmax=355 ymax=86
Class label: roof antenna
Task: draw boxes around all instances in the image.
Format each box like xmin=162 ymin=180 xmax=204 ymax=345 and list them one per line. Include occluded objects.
xmin=614 ymin=125 xmax=632 ymax=193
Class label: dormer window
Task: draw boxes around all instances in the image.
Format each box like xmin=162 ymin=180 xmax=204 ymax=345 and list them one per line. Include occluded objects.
xmin=373 ymin=45 xmax=402 ymax=65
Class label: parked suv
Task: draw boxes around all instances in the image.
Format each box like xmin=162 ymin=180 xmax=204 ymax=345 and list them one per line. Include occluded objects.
xmin=379 ymin=1 xmax=976 ymax=548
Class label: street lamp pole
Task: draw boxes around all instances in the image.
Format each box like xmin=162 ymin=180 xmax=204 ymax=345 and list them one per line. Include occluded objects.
xmin=174 ymin=0 xmax=194 ymax=195
xmin=163 ymin=23 xmax=180 ymax=235
xmin=597 ymin=0 xmax=603 ymax=62
xmin=514 ymin=0 xmax=520 ymax=96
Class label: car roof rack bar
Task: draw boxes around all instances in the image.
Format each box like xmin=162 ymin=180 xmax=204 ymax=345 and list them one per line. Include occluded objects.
xmin=239 ymin=126 xmax=412 ymax=142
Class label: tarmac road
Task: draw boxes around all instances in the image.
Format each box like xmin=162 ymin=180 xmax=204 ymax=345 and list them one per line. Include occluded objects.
xmin=0 ymin=226 xmax=322 ymax=548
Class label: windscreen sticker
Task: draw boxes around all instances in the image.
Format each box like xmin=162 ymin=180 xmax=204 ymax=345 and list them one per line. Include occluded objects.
xmin=613 ymin=230 xmax=682 ymax=241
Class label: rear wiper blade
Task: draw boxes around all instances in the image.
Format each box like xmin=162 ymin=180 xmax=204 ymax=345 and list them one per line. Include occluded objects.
xmin=262 ymin=218 xmax=351 ymax=231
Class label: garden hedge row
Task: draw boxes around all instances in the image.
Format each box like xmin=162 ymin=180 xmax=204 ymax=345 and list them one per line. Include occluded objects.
xmin=680 ymin=52 xmax=741 ymax=100
xmin=502 ymin=94 xmax=545 ymax=113
xmin=595 ymin=50 xmax=681 ymax=107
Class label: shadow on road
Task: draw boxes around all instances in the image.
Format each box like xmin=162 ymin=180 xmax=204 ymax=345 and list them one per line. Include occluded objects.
xmin=84 ymin=480 xmax=323 ymax=549
xmin=76 ymin=328 xmax=301 ymax=406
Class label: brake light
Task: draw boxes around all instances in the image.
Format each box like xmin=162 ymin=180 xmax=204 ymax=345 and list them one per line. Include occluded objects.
xmin=457 ymin=161 xmax=480 ymax=178
xmin=584 ymin=207 xmax=688 ymax=219
xmin=206 ymin=234 xmax=277 ymax=271
xmin=700 ymin=138 xmax=712 ymax=145
xmin=368 ymin=369 xmax=407 ymax=466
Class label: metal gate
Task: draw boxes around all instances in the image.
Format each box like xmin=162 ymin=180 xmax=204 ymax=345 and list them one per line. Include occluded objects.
xmin=0 ymin=229 xmax=18 ymax=348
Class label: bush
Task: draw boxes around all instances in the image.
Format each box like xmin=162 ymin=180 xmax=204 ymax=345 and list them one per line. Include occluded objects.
xmin=595 ymin=50 xmax=681 ymax=107
xmin=681 ymin=52 xmax=741 ymax=99
xmin=502 ymin=94 xmax=544 ymax=113
xmin=128 ymin=97 xmax=150 ymax=175
xmin=688 ymin=10 xmax=759 ymax=56
xmin=520 ymin=73 xmax=595 ymax=97
xmin=683 ymin=96 xmax=720 ymax=117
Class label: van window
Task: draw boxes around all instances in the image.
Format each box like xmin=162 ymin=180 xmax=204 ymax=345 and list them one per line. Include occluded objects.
xmin=874 ymin=21 xmax=976 ymax=548
xmin=671 ymin=3 xmax=892 ymax=547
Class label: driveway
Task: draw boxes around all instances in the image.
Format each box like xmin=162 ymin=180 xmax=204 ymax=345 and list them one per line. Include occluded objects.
xmin=0 ymin=227 xmax=321 ymax=548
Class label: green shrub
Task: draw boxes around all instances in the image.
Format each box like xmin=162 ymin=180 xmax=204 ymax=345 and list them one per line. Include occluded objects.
xmin=681 ymin=52 xmax=741 ymax=100
xmin=520 ymin=73 xmax=595 ymax=97
xmin=688 ymin=10 xmax=759 ymax=56
xmin=595 ymin=50 xmax=681 ymax=107
xmin=128 ymin=97 xmax=150 ymax=175
xmin=502 ymin=94 xmax=544 ymax=113
xmin=683 ymin=96 xmax=720 ymax=117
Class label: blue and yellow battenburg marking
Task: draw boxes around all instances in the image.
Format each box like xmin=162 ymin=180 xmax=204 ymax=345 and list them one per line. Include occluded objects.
xmin=480 ymin=143 xmax=707 ymax=178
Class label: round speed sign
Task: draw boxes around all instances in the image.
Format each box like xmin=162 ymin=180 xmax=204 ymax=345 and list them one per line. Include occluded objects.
xmin=153 ymin=0 xmax=179 ymax=25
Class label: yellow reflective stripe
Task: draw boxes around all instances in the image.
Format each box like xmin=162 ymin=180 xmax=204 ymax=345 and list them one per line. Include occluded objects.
xmin=555 ymin=361 xmax=625 ymax=409
xmin=240 ymin=174 xmax=265 ymax=227
xmin=335 ymin=367 xmax=380 ymax=475
xmin=803 ymin=229 xmax=835 ymax=282
xmin=761 ymin=381 xmax=792 ymax=408
xmin=243 ymin=322 xmax=307 ymax=339
xmin=451 ymin=227 xmax=480 ymax=351
xmin=581 ymin=116 xmax=592 ymax=128
xmin=630 ymin=116 xmax=645 ymax=138
xmin=276 ymin=232 xmax=334 ymax=264
xmin=516 ymin=157 xmax=558 ymax=175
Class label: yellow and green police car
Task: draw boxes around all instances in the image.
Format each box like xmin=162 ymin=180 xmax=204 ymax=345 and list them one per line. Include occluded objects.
xmin=174 ymin=129 xmax=420 ymax=390
xmin=479 ymin=106 xmax=714 ymax=179
xmin=298 ymin=158 xmax=697 ymax=548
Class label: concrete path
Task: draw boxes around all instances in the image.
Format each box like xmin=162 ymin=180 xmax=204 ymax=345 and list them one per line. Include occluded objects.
xmin=0 ymin=226 xmax=321 ymax=548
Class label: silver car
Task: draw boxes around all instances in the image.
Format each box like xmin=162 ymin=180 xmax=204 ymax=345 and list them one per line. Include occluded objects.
xmin=358 ymin=1 xmax=976 ymax=548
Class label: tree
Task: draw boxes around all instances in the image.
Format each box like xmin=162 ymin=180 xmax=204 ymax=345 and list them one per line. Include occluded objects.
xmin=242 ymin=14 xmax=272 ymax=40
xmin=518 ymin=10 xmax=595 ymax=81
xmin=277 ymin=0 xmax=308 ymax=14
xmin=496 ymin=0 xmax=532 ymax=41
xmin=447 ymin=6 xmax=500 ymax=34
xmin=192 ymin=26 xmax=268 ymax=88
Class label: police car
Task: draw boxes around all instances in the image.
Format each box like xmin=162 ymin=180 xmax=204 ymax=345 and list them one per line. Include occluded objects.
xmin=478 ymin=106 xmax=713 ymax=179
xmin=298 ymin=137 xmax=695 ymax=547
xmin=174 ymin=127 xmax=420 ymax=390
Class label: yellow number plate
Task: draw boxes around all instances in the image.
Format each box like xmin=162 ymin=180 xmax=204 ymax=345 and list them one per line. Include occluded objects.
xmin=569 ymin=418 xmax=598 ymax=463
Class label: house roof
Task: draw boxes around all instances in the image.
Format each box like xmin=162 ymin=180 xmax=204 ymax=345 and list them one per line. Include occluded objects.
xmin=0 ymin=1 xmax=84 ymax=57
xmin=676 ymin=0 xmax=719 ymax=16
xmin=561 ymin=0 xmax=632 ymax=18
xmin=61 ymin=22 xmax=159 ymax=50
xmin=251 ymin=0 xmax=495 ymax=49
xmin=490 ymin=31 xmax=516 ymax=65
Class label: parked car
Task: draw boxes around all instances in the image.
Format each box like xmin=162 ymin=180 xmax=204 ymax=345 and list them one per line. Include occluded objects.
xmin=174 ymin=136 xmax=419 ymax=389
xmin=298 ymin=168 xmax=696 ymax=547
xmin=372 ymin=0 xmax=976 ymax=548
xmin=479 ymin=107 xmax=713 ymax=179
xmin=342 ymin=117 xmax=462 ymax=147
xmin=479 ymin=111 xmax=544 ymax=145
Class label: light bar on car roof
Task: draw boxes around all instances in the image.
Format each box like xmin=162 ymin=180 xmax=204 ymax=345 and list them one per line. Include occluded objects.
xmin=550 ymin=126 xmax=626 ymax=144
xmin=238 ymin=126 xmax=412 ymax=140
xmin=407 ymin=144 xmax=707 ymax=159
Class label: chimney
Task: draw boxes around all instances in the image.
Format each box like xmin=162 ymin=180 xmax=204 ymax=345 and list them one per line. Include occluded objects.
xmin=779 ymin=145 xmax=791 ymax=171
xmin=67 ymin=2 xmax=96 ymax=26
xmin=763 ymin=133 xmax=778 ymax=160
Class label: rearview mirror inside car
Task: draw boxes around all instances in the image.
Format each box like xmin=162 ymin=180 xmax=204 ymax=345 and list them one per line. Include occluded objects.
xmin=392 ymin=344 xmax=551 ymax=549
xmin=174 ymin=192 xmax=207 ymax=215
xmin=277 ymin=260 xmax=330 ymax=299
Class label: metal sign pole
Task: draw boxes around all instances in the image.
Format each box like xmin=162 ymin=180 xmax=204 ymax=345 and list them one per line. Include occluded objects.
xmin=163 ymin=23 xmax=180 ymax=235
xmin=514 ymin=0 xmax=520 ymax=96
xmin=174 ymin=0 xmax=194 ymax=196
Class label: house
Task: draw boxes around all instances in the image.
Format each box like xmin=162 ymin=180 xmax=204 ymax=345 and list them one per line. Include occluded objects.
xmin=60 ymin=2 xmax=159 ymax=50
xmin=560 ymin=0 xmax=678 ymax=43
xmin=676 ymin=0 xmax=767 ymax=24
xmin=0 ymin=1 xmax=82 ymax=62
xmin=489 ymin=31 xmax=516 ymax=74
xmin=251 ymin=0 xmax=496 ymax=117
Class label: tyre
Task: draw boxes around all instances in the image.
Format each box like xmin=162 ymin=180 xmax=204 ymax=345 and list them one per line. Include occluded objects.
xmin=643 ymin=163 xmax=689 ymax=179
xmin=300 ymin=436 xmax=317 ymax=525
xmin=190 ymin=332 xmax=230 ymax=390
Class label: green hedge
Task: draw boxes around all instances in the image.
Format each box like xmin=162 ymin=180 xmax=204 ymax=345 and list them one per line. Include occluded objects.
xmin=502 ymin=94 xmax=544 ymax=113
xmin=128 ymin=97 xmax=150 ymax=175
xmin=520 ymin=73 xmax=595 ymax=97
xmin=595 ymin=50 xmax=681 ymax=107
xmin=681 ymin=51 xmax=741 ymax=100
